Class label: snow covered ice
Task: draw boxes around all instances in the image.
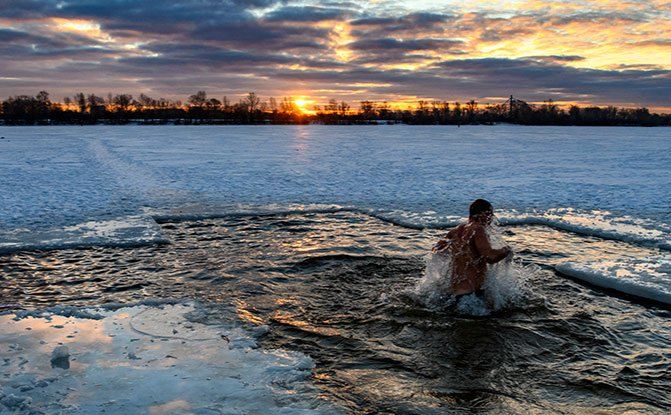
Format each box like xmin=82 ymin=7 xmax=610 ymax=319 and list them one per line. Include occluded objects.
xmin=1 ymin=125 xmax=670 ymax=233
xmin=1 ymin=124 xmax=670 ymax=305
xmin=556 ymin=258 xmax=671 ymax=305
xmin=0 ymin=303 xmax=339 ymax=415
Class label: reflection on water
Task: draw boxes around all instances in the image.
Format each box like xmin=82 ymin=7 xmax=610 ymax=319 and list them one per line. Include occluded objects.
xmin=1 ymin=212 xmax=670 ymax=413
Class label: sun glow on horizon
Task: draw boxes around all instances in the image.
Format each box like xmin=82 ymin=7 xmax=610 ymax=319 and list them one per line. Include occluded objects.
xmin=294 ymin=98 xmax=316 ymax=114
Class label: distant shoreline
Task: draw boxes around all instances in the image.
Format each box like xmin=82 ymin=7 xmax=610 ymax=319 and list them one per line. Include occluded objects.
xmin=3 ymin=92 xmax=669 ymax=127
xmin=1 ymin=121 xmax=668 ymax=127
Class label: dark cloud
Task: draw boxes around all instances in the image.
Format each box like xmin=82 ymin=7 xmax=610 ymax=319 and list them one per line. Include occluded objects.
xmin=191 ymin=20 xmax=330 ymax=50
xmin=351 ymin=12 xmax=451 ymax=28
xmin=524 ymin=55 xmax=586 ymax=63
xmin=123 ymin=43 xmax=296 ymax=68
xmin=630 ymin=39 xmax=671 ymax=47
xmin=57 ymin=1 xmax=259 ymax=34
xmin=545 ymin=10 xmax=650 ymax=25
xmin=0 ymin=1 xmax=669 ymax=108
xmin=0 ymin=27 xmax=118 ymax=61
xmin=264 ymin=5 xmax=352 ymax=22
xmin=479 ymin=27 xmax=534 ymax=42
xmin=0 ymin=28 xmax=33 ymax=42
xmin=346 ymin=37 xmax=465 ymax=65
xmin=347 ymin=37 xmax=463 ymax=52
xmin=351 ymin=53 xmax=435 ymax=66
xmin=433 ymin=58 xmax=671 ymax=105
xmin=349 ymin=12 xmax=454 ymax=40
xmin=0 ymin=0 xmax=54 ymax=18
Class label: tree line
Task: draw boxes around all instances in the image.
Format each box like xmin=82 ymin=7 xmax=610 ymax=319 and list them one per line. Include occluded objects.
xmin=1 ymin=91 xmax=669 ymax=126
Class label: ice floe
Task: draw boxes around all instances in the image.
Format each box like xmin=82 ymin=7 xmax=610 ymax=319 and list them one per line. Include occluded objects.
xmin=0 ymin=303 xmax=340 ymax=414
xmin=0 ymin=216 xmax=168 ymax=254
xmin=556 ymin=259 xmax=671 ymax=305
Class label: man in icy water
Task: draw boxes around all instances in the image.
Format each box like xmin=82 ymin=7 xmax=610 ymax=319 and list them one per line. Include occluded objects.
xmin=432 ymin=199 xmax=511 ymax=300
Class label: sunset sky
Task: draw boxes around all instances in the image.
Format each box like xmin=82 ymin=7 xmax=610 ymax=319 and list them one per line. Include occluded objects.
xmin=1 ymin=0 xmax=670 ymax=110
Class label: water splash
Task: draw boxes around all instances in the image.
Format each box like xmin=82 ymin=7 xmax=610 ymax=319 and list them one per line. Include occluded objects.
xmin=483 ymin=224 xmax=536 ymax=311
xmin=414 ymin=225 xmax=535 ymax=315
xmin=483 ymin=258 xmax=536 ymax=311
xmin=413 ymin=251 xmax=456 ymax=310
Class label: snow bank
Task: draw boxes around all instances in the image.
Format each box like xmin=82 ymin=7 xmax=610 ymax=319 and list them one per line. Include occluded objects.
xmin=4 ymin=204 xmax=669 ymax=256
xmin=0 ymin=303 xmax=340 ymax=414
xmin=4 ymin=298 xmax=183 ymax=319
xmin=556 ymin=259 xmax=671 ymax=305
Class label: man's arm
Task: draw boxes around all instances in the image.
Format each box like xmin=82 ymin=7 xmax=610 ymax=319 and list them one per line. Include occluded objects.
xmin=473 ymin=226 xmax=510 ymax=263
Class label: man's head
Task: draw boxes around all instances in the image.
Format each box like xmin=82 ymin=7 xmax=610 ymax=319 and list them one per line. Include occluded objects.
xmin=469 ymin=199 xmax=493 ymax=223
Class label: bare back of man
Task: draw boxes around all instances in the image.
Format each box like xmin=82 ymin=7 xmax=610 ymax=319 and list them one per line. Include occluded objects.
xmin=432 ymin=199 xmax=511 ymax=297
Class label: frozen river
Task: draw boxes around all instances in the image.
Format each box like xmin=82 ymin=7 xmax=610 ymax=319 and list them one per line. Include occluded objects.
xmin=1 ymin=125 xmax=670 ymax=231
xmin=1 ymin=125 xmax=670 ymax=302
xmin=1 ymin=125 xmax=670 ymax=414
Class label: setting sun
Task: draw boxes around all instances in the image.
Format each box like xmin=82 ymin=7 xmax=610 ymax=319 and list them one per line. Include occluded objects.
xmin=294 ymin=99 xmax=314 ymax=114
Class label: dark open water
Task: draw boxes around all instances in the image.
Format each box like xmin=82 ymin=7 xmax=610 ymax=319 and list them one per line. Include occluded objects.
xmin=1 ymin=211 xmax=670 ymax=414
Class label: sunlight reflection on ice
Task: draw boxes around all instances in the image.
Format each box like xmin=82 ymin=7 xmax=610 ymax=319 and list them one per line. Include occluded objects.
xmin=0 ymin=303 xmax=339 ymax=414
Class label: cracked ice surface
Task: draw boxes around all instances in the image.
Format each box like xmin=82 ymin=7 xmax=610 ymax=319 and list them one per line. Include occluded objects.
xmin=0 ymin=303 xmax=339 ymax=415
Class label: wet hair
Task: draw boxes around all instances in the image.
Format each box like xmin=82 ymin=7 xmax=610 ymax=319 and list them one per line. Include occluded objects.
xmin=469 ymin=199 xmax=493 ymax=218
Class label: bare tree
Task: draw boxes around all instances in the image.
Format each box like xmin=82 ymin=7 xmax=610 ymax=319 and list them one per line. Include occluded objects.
xmin=279 ymin=97 xmax=298 ymax=115
xmin=338 ymin=101 xmax=350 ymax=116
xmin=36 ymin=91 xmax=50 ymax=105
xmin=188 ymin=91 xmax=207 ymax=108
xmin=325 ymin=99 xmax=338 ymax=113
xmin=466 ymin=100 xmax=478 ymax=121
xmin=360 ymin=101 xmax=375 ymax=119
xmin=74 ymin=92 xmax=86 ymax=113
xmin=243 ymin=92 xmax=260 ymax=113
xmin=206 ymin=98 xmax=221 ymax=111
xmin=87 ymin=94 xmax=105 ymax=110
xmin=138 ymin=93 xmax=155 ymax=109
xmin=112 ymin=94 xmax=133 ymax=112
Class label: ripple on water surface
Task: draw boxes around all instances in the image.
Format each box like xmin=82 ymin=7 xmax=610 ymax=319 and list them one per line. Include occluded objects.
xmin=1 ymin=212 xmax=670 ymax=414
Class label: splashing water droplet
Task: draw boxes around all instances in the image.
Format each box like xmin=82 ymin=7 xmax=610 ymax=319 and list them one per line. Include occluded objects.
xmin=414 ymin=226 xmax=537 ymax=315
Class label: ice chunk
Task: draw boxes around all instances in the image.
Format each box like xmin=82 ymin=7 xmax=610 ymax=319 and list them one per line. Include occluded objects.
xmin=0 ymin=216 xmax=168 ymax=254
xmin=0 ymin=303 xmax=339 ymax=414
xmin=50 ymin=346 xmax=70 ymax=369
xmin=0 ymin=394 xmax=32 ymax=411
xmin=556 ymin=259 xmax=671 ymax=305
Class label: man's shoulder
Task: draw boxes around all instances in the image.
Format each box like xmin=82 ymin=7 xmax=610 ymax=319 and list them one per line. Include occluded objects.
xmin=464 ymin=222 xmax=485 ymax=231
xmin=454 ymin=223 xmax=470 ymax=233
xmin=466 ymin=222 xmax=487 ymax=236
